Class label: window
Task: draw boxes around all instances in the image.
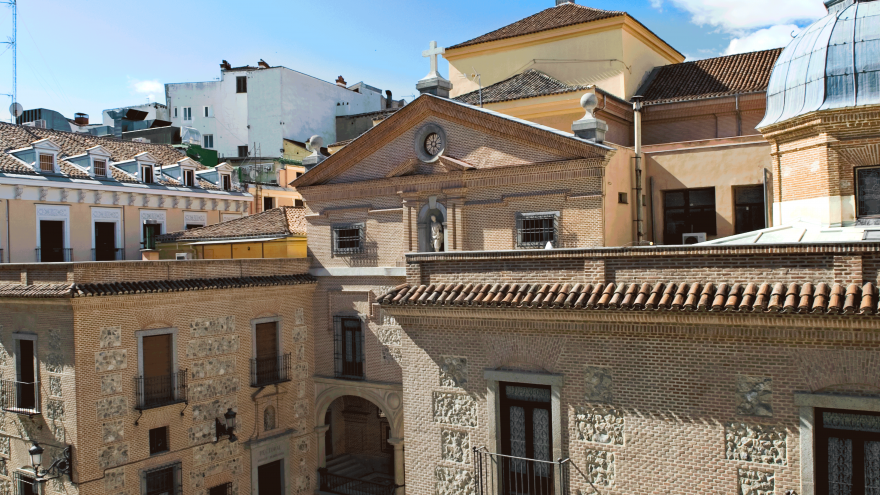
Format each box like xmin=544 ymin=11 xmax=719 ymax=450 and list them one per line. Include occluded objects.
xmin=251 ymin=320 xmax=290 ymax=386
xmin=142 ymin=463 xmax=180 ymax=495
xmin=94 ymin=159 xmax=107 ymax=177
xmin=3 ymin=334 xmax=39 ymax=414
xmin=857 ymin=167 xmax=880 ymax=218
xmin=236 ymin=76 xmax=247 ymax=93
xmin=183 ymin=107 xmax=192 ymax=121
xmin=142 ymin=223 xmax=161 ymax=250
xmin=39 ymin=153 xmax=54 ymax=172
xmin=142 ymin=165 xmax=154 ymax=184
xmin=295 ymin=172 xmax=303 ymax=178
xmin=332 ymin=223 xmax=365 ymax=255
xmin=516 ymin=212 xmax=559 ymax=249
xmin=183 ymin=170 xmax=195 ymax=187
xmin=618 ymin=192 xmax=628 ymax=204
xmin=815 ymin=408 xmax=880 ymax=494
xmin=734 ymin=185 xmax=766 ymax=234
xmin=136 ymin=330 xmax=184 ymax=409
xmin=39 ymin=220 xmax=67 ymax=262
xmin=263 ymin=196 xmax=274 ymax=212
xmin=237 ymin=145 xmax=249 ymax=158
xmin=663 ymin=188 xmax=716 ymax=245
xmin=149 ymin=426 xmax=169 ymax=455
xmin=14 ymin=472 xmax=37 ymax=495
xmin=203 ymin=134 xmax=214 ymax=149
xmin=499 ymin=382 xmax=553 ymax=492
xmin=173 ymin=107 xmax=178 ymax=118
xmin=203 ymin=106 xmax=210 ymax=118
xmin=221 ymin=174 xmax=231 ymax=191
xmin=334 ymin=316 xmax=364 ymax=379
xmin=209 ymin=483 xmax=231 ymax=495
xmin=294 ymin=199 xmax=304 ymax=207
xmin=380 ymin=420 xmax=392 ymax=453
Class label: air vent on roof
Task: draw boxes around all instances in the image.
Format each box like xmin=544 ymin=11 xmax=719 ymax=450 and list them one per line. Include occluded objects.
xmin=23 ymin=119 xmax=46 ymax=128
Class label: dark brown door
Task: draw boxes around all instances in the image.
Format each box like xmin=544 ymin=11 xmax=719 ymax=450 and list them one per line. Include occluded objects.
xmin=257 ymin=460 xmax=283 ymax=494
xmin=816 ymin=408 xmax=880 ymax=495
xmin=255 ymin=322 xmax=278 ymax=383
xmin=39 ymin=220 xmax=64 ymax=262
xmin=17 ymin=339 xmax=35 ymax=411
xmin=340 ymin=317 xmax=363 ymax=378
xmin=142 ymin=334 xmax=173 ymax=405
xmin=500 ymin=383 xmax=553 ymax=495
xmin=94 ymin=222 xmax=116 ymax=260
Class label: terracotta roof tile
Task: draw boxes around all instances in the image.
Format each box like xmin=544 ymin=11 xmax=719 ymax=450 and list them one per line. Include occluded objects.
xmin=157 ymin=207 xmax=306 ymax=243
xmin=453 ymin=69 xmax=591 ymax=106
xmin=448 ymin=3 xmax=624 ymax=50
xmin=641 ymin=48 xmax=783 ymax=104
xmin=378 ymin=281 xmax=880 ymax=316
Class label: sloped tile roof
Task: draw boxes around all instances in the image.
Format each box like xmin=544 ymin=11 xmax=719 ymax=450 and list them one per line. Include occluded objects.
xmin=157 ymin=206 xmax=306 ymax=243
xmin=379 ymin=281 xmax=879 ymax=315
xmin=453 ymin=69 xmax=591 ymax=105
xmin=448 ymin=3 xmax=624 ymax=49
xmin=641 ymin=48 xmax=783 ymax=104
xmin=0 ymin=275 xmax=316 ymax=298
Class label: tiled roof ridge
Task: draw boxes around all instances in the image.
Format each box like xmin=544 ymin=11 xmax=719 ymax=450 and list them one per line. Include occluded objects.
xmin=0 ymin=121 xmax=187 ymax=154
xmin=156 ymin=207 xmax=306 ymax=243
xmin=674 ymin=47 xmax=783 ymax=67
xmin=378 ymin=281 xmax=879 ymax=315
xmin=0 ymin=274 xmax=316 ymax=298
xmin=448 ymin=3 xmax=625 ymax=50
xmin=452 ymin=68 xmax=592 ymax=105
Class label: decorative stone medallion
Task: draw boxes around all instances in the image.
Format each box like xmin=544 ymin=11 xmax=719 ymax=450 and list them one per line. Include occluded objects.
xmin=725 ymin=423 xmax=786 ymax=465
xmin=736 ymin=375 xmax=773 ymax=417
xmin=432 ymin=392 xmax=477 ymax=427
xmin=584 ymin=366 xmax=613 ymax=403
xmin=439 ymin=356 xmax=467 ymax=388
xmin=575 ymin=407 xmax=624 ymax=445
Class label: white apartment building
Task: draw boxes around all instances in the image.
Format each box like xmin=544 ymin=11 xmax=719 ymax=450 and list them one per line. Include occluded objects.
xmin=165 ymin=60 xmax=386 ymax=162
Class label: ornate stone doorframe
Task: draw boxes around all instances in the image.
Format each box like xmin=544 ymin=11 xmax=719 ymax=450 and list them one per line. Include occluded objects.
xmin=314 ymin=377 xmax=405 ymax=491
xmin=794 ymin=392 xmax=880 ymax=495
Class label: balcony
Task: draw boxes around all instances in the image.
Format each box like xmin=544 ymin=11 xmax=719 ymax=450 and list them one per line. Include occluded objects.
xmin=35 ymin=247 xmax=72 ymax=263
xmin=473 ymin=447 xmax=571 ymax=495
xmin=92 ymin=248 xmax=125 ymax=261
xmin=250 ymin=354 xmax=291 ymax=387
xmin=318 ymin=468 xmax=396 ymax=495
xmin=135 ymin=370 xmax=187 ymax=410
xmin=0 ymin=380 xmax=40 ymax=415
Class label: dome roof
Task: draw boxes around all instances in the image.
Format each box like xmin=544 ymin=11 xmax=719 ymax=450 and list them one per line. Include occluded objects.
xmin=759 ymin=0 xmax=880 ymax=127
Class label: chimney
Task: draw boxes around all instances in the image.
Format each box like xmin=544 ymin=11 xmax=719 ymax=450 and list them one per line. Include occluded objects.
xmin=258 ymin=59 xmax=269 ymax=69
xmin=385 ymin=90 xmax=393 ymax=109
xmin=74 ymin=113 xmax=89 ymax=125
xmin=336 ymin=76 xmax=347 ymax=87
xmin=571 ymin=92 xmax=607 ymax=144
xmin=303 ymin=135 xmax=327 ymax=171
xmin=220 ymin=60 xmax=231 ymax=70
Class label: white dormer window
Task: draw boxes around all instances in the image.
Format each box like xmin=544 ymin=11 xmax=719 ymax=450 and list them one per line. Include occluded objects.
xmin=142 ymin=165 xmax=154 ymax=184
xmin=39 ymin=153 xmax=55 ymax=173
xmin=94 ymin=159 xmax=107 ymax=177
xmin=184 ymin=170 xmax=195 ymax=187
xmin=221 ymin=174 xmax=232 ymax=191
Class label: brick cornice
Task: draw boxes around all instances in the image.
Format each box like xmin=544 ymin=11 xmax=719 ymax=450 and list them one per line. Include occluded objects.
xmin=292 ymin=95 xmax=613 ymax=188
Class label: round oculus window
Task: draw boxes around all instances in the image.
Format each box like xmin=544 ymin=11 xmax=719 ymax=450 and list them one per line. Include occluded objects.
xmin=424 ymin=133 xmax=443 ymax=156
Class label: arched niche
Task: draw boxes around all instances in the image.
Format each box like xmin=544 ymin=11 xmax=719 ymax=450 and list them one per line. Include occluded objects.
xmin=417 ymin=198 xmax=448 ymax=252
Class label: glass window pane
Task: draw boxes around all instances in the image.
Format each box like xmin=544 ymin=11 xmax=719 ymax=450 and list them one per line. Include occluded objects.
xmin=688 ymin=188 xmax=715 ymax=206
xmin=858 ymin=167 xmax=880 ymax=216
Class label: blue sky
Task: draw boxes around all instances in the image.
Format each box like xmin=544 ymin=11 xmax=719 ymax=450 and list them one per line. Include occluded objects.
xmin=0 ymin=0 xmax=828 ymax=121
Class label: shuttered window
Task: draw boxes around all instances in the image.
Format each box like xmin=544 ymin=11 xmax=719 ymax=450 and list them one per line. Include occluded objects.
xmin=94 ymin=159 xmax=106 ymax=177
xmin=143 ymin=334 xmax=173 ymax=378
xmin=39 ymin=154 xmax=54 ymax=172
xmin=255 ymin=322 xmax=278 ymax=360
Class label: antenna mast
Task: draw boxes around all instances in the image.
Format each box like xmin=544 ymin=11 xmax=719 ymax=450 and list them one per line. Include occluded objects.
xmin=1 ymin=0 xmax=16 ymax=122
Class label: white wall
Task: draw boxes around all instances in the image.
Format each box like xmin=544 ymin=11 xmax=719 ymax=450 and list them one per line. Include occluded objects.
xmin=166 ymin=67 xmax=384 ymax=159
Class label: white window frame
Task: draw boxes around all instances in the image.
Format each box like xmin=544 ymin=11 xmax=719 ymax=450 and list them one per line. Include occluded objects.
xmin=141 ymin=165 xmax=155 ymax=184
xmin=35 ymin=204 xmax=71 ymax=252
xmin=173 ymin=107 xmax=178 ymax=118
xmin=139 ymin=210 xmax=167 ymax=246
xmin=221 ymin=173 xmax=231 ymax=191
xmin=250 ymin=316 xmax=283 ymax=361
xmin=91 ymin=207 xmax=123 ymax=254
xmin=204 ymin=134 xmax=214 ymax=149
xmin=38 ymin=153 xmax=57 ymax=173
xmin=87 ymin=146 xmax=112 ymax=178
xmin=183 ymin=169 xmax=195 ymax=187
xmin=31 ymin=139 xmax=62 ymax=174
xmin=203 ymin=106 xmax=213 ymax=118
xmin=183 ymin=107 xmax=192 ymax=121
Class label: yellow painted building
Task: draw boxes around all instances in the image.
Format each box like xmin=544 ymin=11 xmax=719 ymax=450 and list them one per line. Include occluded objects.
xmin=156 ymin=206 xmax=307 ymax=260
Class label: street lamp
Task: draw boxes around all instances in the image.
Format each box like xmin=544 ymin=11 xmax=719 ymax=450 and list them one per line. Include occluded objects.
xmin=28 ymin=441 xmax=72 ymax=488
xmin=214 ymin=408 xmax=237 ymax=443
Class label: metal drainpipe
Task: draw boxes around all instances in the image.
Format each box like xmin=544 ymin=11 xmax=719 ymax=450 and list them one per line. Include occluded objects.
xmin=632 ymin=96 xmax=645 ymax=245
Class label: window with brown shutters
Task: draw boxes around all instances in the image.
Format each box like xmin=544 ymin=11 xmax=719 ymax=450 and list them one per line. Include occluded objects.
xmin=136 ymin=332 xmax=186 ymax=410
xmin=251 ymin=321 xmax=290 ymax=386
xmin=94 ymin=159 xmax=106 ymax=177
xmin=39 ymin=154 xmax=54 ymax=172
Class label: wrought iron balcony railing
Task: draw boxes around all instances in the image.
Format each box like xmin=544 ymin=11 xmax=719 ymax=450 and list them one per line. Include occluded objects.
xmin=92 ymin=248 xmax=125 ymax=261
xmin=0 ymin=380 xmax=40 ymax=415
xmin=135 ymin=370 xmax=187 ymax=410
xmin=250 ymin=353 xmax=291 ymax=387
xmin=318 ymin=468 xmax=397 ymax=495
xmin=474 ymin=447 xmax=570 ymax=495
xmin=35 ymin=247 xmax=72 ymax=262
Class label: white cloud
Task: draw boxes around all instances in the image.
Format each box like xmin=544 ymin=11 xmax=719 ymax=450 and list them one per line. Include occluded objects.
xmin=662 ymin=0 xmax=826 ymax=31
xmin=724 ymin=24 xmax=800 ymax=54
xmin=129 ymin=79 xmax=163 ymax=102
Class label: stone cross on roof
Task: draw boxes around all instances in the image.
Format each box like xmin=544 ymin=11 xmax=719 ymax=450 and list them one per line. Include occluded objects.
xmin=422 ymin=41 xmax=445 ymax=79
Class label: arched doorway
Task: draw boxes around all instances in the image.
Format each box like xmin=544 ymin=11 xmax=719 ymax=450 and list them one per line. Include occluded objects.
xmin=315 ymin=383 xmax=404 ymax=494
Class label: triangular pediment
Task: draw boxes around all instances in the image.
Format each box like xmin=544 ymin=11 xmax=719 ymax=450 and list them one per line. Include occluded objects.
xmin=292 ymin=94 xmax=612 ymax=188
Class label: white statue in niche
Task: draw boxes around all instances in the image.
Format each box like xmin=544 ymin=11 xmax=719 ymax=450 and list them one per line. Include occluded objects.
xmin=431 ymin=215 xmax=444 ymax=252
xmin=264 ymin=405 xmax=276 ymax=431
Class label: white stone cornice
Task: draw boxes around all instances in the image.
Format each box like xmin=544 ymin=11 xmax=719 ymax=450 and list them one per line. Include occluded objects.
xmin=0 ymin=176 xmax=253 ymax=201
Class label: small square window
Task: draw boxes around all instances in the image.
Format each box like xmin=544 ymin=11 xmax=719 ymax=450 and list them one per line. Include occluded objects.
xmin=236 ymin=76 xmax=247 ymax=93
xmin=209 ymin=483 xmax=231 ymax=495
xmin=94 ymin=159 xmax=106 ymax=177
xmin=294 ymin=199 xmax=304 ymax=207
xmin=516 ymin=212 xmax=559 ymax=249
xmin=238 ymin=145 xmax=249 ymax=158
xmin=39 ymin=154 xmax=54 ymax=172
xmin=618 ymin=192 xmax=628 ymax=204
xmin=149 ymin=426 xmax=169 ymax=455
xmin=333 ymin=224 xmax=364 ymax=255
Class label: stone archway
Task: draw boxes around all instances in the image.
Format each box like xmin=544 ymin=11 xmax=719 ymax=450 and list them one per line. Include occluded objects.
xmin=314 ymin=379 xmax=404 ymax=492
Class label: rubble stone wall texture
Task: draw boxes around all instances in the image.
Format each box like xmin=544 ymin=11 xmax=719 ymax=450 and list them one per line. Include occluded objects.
xmin=66 ymin=282 xmax=315 ymax=495
xmin=395 ymin=314 xmax=880 ymax=495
